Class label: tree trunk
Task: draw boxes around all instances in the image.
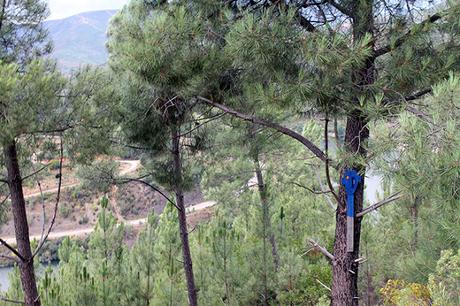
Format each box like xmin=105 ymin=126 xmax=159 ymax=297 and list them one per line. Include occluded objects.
xmin=331 ymin=1 xmax=374 ymax=305
xmin=253 ymin=153 xmax=280 ymax=271
xmin=410 ymin=196 xmax=420 ymax=250
xmin=171 ymin=127 xmax=198 ymax=306
xmin=3 ymin=141 xmax=40 ymax=306
xmin=331 ymin=114 xmax=369 ymax=306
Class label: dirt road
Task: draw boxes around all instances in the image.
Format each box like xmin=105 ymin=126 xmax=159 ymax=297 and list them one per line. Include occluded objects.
xmin=23 ymin=160 xmax=141 ymax=200
xmin=3 ymin=201 xmax=217 ymax=244
xmin=3 ymin=160 xmax=217 ymax=244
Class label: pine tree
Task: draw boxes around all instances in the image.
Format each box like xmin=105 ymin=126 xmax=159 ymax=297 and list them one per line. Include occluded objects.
xmin=196 ymin=1 xmax=460 ymax=304
xmin=106 ymin=2 xmax=229 ymax=304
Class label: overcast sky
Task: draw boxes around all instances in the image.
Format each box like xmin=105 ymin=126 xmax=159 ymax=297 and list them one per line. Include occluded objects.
xmin=46 ymin=0 xmax=129 ymax=20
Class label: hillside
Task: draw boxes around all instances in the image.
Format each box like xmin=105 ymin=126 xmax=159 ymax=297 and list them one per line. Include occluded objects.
xmin=45 ymin=10 xmax=117 ymax=71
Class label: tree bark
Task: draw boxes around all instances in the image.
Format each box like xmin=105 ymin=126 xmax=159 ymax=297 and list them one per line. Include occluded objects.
xmin=331 ymin=113 xmax=369 ymax=306
xmin=331 ymin=1 xmax=374 ymax=305
xmin=171 ymin=126 xmax=198 ymax=306
xmin=3 ymin=141 xmax=40 ymax=306
xmin=253 ymin=153 xmax=280 ymax=271
xmin=410 ymin=196 xmax=420 ymax=250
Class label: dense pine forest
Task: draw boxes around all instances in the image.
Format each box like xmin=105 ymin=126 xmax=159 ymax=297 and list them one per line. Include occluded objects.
xmin=0 ymin=0 xmax=459 ymax=305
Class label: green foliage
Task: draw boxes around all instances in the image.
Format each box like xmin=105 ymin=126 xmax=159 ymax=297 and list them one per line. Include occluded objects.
xmin=58 ymin=203 xmax=72 ymax=218
xmin=2 ymin=1 xmax=460 ymax=305
xmin=0 ymin=60 xmax=65 ymax=143
xmin=428 ymin=249 xmax=460 ymax=306
xmin=76 ymin=159 xmax=118 ymax=193
xmin=0 ymin=0 xmax=51 ymax=64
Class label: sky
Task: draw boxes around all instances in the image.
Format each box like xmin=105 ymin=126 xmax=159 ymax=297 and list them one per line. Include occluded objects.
xmin=46 ymin=0 xmax=129 ymax=20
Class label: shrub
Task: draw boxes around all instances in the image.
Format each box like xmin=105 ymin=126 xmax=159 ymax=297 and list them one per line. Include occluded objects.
xmin=49 ymin=159 xmax=61 ymax=171
xmin=380 ymin=279 xmax=431 ymax=306
xmin=428 ymin=249 xmax=460 ymax=306
xmin=78 ymin=216 xmax=89 ymax=225
xmin=59 ymin=204 xmax=72 ymax=218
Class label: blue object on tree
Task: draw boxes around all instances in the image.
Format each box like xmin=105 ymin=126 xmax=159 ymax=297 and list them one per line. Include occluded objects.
xmin=341 ymin=169 xmax=362 ymax=252
xmin=341 ymin=170 xmax=362 ymax=217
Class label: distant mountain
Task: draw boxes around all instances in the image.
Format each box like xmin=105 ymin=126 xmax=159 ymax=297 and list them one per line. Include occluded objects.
xmin=45 ymin=10 xmax=118 ymax=72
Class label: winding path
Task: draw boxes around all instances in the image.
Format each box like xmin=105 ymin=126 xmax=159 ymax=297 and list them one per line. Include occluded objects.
xmin=3 ymin=201 xmax=217 ymax=245
xmin=2 ymin=160 xmax=217 ymax=245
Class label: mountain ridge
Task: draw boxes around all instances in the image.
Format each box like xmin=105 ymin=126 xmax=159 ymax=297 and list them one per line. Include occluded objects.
xmin=45 ymin=10 xmax=118 ymax=71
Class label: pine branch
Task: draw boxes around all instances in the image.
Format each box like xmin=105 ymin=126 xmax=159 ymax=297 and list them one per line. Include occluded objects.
xmin=197 ymin=96 xmax=334 ymax=168
xmin=315 ymin=171 xmax=337 ymax=210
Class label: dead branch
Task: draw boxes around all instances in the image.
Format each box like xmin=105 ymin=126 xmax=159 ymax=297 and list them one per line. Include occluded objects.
xmin=373 ymin=10 xmax=448 ymax=58
xmin=315 ymin=171 xmax=336 ymax=210
xmin=0 ymin=239 xmax=25 ymax=262
xmin=406 ymin=106 xmax=434 ymax=125
xmin=324 ymin=115 xmax=339 ymax=202
xmin=21 ymin=164 xmax=49 ymax=182
xmin=357 ymin=192 xmax=403 ymax=217
xmin=115 ymin=176 xmax=179 ymax=211
xmin=0 ymin=296 xmax=24 ymax=304
xmin=308 ymin=238 xmax=334 ymax=262
xmin=32 ymin=137 xmax=64 ymax=259
xmin=316 ymin=278 xmax=332 ymax=292
xmin=0 ymin=254 xmax=19 ymax=262
xmin=290 ymin=181 xmax=331 ymax=194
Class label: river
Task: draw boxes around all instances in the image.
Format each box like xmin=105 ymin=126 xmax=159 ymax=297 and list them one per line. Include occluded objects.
xmin=0 ymin=262 xmax=58 ymax=292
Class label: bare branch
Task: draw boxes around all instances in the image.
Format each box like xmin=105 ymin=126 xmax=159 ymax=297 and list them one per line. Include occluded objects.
xmin=0 ymin=239 xmax=25 ymax=262
xmin=308 ymin=238 xmax=334 ymax=262
xmin=36 ymin=175 xmax=46 ymax=251
xmin=115 ymin=176 xmax=179 ymax=211
xmin=373 ymin=11 xmax=447 ymax=59
xmin=316 ymin=278 xmax=331 ymax=292
xmin=324 ymin=115 xmax=339 ymax=202
xmin=0 ymin=254 xmax=19 ymax=262
xmin=327 ymin=0 xmax=352 ymax=17
xmin=32 ymin=137 xmax=64 ymax=259
xmin=0 ymin=193 xmax=10 ymax=207
xmin=21 ymin=164 xmax=49 ymax=182
xmin=405 ymin=88 xmax=432 ymax=102
xmin=290 ymin=181 xmax=331 ymax=194
xmin=197 ymin=96 xmax=334 ymax=168
xmin=315 ymin=171 xmax=337 ymax=210
xmin=406 ymin=106 xmax=434 ymax=125
xmin=0 ymin=296 xmax=25 ymax=304
xmin=357 ymin=192 xmax=403 ymax=217
xmin=178 ymin=112 xmax=225 ymax=138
